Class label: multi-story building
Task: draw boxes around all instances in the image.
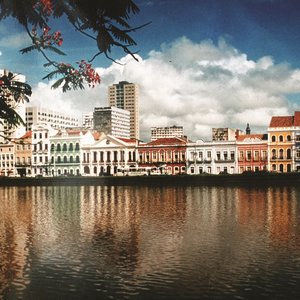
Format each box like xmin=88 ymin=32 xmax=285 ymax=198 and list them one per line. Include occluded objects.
xmin=151 ymin=125 xmax=184 ymax=141
xmin=186 ymin=139 xmax=236 ymax=175
xmin=50 ymin=128 xmax=95 ymax=176
xmin=236 ymin=133 xmax=268 ymax=173
xmin=31 ymin=124 xmax=57 ymax=176
xmin=0 ymin=143 xmax=15 ymax=176
xmin=93 ymin=106 xmax=130 ymax=138
xmin=25 ymin=105 xmax=79 ymax=131
xmin=14 ymin=131 xmax=32 ymax=177
xmin=81 ymin=134 xmax=139 ymax=176
xmin=108 ymin=81 xmax=139 ymax=140
xmin=268 ymin=115 xmax=294 ymax=172
xmin=82 ymin=112 xmax=94 ymax=128
xmin=138 ymin=137 xmax=188 ymax=175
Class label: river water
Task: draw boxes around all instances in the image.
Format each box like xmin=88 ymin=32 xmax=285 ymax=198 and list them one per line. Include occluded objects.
xmin=0 ymin=185 xmax=300 ymax=300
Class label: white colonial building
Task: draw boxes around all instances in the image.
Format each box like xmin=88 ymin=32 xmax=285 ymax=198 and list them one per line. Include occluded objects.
xmin=81 ymin=135 xmax=138 ymax=176
xmin=31 ymin=124 xmax=58 ymax=176
xmin=187 ymin=139 xmax=237 ymax=175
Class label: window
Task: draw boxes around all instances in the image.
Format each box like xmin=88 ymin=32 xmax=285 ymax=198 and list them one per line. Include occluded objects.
xmin=230 ymin=151 xmax=235 ymax=160
xmin=224 ymin=151 xmax=228 ymax=160
xmin=287 ymin=135 xmax=291 ymax=141
xmin=247 ymin=151 xmax=251 ymax=160
xmin=279 ymin=135 xmax=283 ymax=142
xmin=279 ymin=149 xmax=284 ymax=159
xmin=287 ymin=149 xmax=292 ymax=159
xmin=254 ymin=151 xmax=259 ymax=161
xmin=271 ymin=149 xmax=276 ymax=160
xmin=216 ymin=151 xmax=220 ymax=160
xmin=272 ymin=136 xmax=276 ymax=142
xmin=207 ymin=151 xmax=211 ymax=160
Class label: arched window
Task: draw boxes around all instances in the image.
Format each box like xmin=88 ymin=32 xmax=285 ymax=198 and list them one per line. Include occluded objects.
xmin=279 ymin=135 xmax=283 ymax=142
xmin=272 ymin=136 xmax=276 ymax=142
xmin=93 ymin=166 xmax=97 ymax=174
xmin=57 ymin=156 xmax=61 ymax=163
xmin=75 ymin=143 xmax=80 ymax=150
xmin=76 ymin=155 xmax=80 ymax=163
xmin=56 ymin=143 xmax=61 ymax=151
xmin=51 ymin=144 xmax=55 ymax=151
xmin=271 ymin=149 xmax=276 ymax=159
xmin=63 ymin=156 xmax=67 ymax=163
xmin=279 ymin=149 xmax=284 ymax=159
xmin=63 ymin=143 xmax=67 ymax=151
xmin=69 ymin=143 xmax=74 ymax=151
xmin=70 ymin=156 xmax=74 ymax=163
xmin=287 ymin=135 xmax=291 ymax=141
xmin=279 ymin=164 xmax=284 ymax=172
xmin=287 ymin=149 xmax=292 ymax=159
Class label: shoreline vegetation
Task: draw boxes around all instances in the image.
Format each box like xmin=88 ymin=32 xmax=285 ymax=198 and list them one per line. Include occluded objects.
xmin=1 ymin=172 xmax=300 ymax=187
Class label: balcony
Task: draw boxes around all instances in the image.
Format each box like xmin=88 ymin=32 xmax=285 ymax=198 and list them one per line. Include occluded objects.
xmin=214 ymin=159 xmax=235 ymax=163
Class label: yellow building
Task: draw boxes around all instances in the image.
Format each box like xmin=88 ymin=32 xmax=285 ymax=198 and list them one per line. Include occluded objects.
xmin=268 ymin=115 xmax=294 ymax=172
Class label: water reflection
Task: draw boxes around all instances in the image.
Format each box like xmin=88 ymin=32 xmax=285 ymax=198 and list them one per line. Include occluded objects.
xmin=0 ymin=185 xmax=299 ymax=299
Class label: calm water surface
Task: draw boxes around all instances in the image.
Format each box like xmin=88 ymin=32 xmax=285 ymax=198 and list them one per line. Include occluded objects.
xmin=0 ymin=185 xmax=300 ymax=300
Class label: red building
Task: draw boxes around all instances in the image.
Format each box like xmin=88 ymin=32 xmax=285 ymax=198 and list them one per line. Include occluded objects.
xmin=138 ymin=137 xmax=188 ymax=175
xmin=236 ymin=133 xmax=268 ymax=173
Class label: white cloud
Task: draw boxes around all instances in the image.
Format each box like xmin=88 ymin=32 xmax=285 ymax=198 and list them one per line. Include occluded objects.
xmin=31 ymin=37 xmax=300 ymax=141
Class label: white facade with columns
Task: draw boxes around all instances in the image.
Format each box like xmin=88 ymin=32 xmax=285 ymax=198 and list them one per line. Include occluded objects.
xmin=81 ymin=135 xmax=138 ymax=176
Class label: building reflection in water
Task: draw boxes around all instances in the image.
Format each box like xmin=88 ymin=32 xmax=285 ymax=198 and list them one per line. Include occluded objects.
xmin=0 ymin=185 xmax=299 ymax=299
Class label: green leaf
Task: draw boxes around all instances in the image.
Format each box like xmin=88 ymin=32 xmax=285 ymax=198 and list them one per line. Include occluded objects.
xmin=19 ymin=45 xmax=37 ymax=54
xmin=51 ymin=77 xmax=65 ymax=90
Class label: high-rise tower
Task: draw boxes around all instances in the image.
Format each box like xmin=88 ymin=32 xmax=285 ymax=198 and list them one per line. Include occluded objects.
xmin=108 ymin=81 xmax=139 ymax=140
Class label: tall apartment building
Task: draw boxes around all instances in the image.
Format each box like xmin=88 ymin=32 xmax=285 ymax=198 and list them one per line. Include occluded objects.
xmin=0 ymin=69 xmax=27 ymax=143
xmin=151 ymin=125 xmax=184 ymax=141
xmin=93 ymin=106 xmax=130 ymax=138
xmin=108 ymin=81 xmax=139 ymax=140
xmin=25 ymin=105 xmax=79 ymax=131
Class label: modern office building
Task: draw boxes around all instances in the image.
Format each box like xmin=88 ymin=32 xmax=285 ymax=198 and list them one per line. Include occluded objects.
xmin=93 ymin=106 xmax=130 ymax=138
xmin=151 ymin=125 xmax=184 ymax=141
xmin=108 ymin=81 xmax=139 ymax=140
xmin=25 ymin=105 xmax=79 ymax=131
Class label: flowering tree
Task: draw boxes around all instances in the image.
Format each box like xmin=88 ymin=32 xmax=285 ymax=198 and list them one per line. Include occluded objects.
xmin=0 ymin=0 xmax=146 ymax=132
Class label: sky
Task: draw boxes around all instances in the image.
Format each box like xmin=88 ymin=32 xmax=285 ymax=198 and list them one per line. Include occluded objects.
xmin=1 ymin=0 xmax=300 ymax=141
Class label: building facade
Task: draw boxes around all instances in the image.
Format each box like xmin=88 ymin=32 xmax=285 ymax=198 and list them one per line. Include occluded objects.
xmin=31 ymin=124 xmax=57 ymax=176
xmin=14 ymin=131 xmax=32 ymax=177
xmin=0 ymin=143 xmax=15 ymax=176
xmin=81 ymin=134 xmax=139 ymax=176
xmin=268 ymin=115 xmax=294 ymax=172
xmin=93 ymin=106 xmax=130 ymax=138
xmin=151 ymin=125 xmax=184 ymax=141
xmin=236 ymin=134 xmax=268 ymax=173
xmin=49 ymin=129 xmax=95 ymax=176
xmin=25 ymin=105 xmax=79 ymax=131
xmin=138 ymin=137 xmax=188 ymax=175
xmin=108 ymin=81 xmax=139 ymax=140
xmin=186 ymin=139 xmax=236 ymax=175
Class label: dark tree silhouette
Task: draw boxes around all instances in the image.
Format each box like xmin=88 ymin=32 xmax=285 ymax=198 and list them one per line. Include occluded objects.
xmin=0 ymin=0 xmax=147 ymax=134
